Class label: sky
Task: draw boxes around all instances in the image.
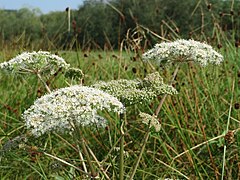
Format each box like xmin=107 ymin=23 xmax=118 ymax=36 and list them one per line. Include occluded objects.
xmin=0 ymin=0 xmax=84 ymax=14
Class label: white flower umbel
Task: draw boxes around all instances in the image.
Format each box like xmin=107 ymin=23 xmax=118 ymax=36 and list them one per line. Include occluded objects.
xmin=22 ymin=85 xmax=124 ymax=137
xmin=142 ymin=39 xmax=224 ymax=67
xmin=0 ymin=51 xmax=70 ymax=75
xmin=92 ymin=72 xmax=177 ymax=106
xmin=139 ymin=112 xmax=161 ymax=132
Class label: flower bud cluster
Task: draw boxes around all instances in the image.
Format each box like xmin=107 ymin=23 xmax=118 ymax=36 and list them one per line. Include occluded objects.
xmin=142 ymin=39 xmax=224 ymax=67
xmin=22 ymin=85 xmax=124 ymax=137
xmin=139 ymin=112 xmax=161 ymax=132
xmin=64 ymin=67 xmax=84 ymax=80
xmin=0 ymin=51 xmax=70 ymax=74
xmin=92 ymin=72 xmax=177 ymax=106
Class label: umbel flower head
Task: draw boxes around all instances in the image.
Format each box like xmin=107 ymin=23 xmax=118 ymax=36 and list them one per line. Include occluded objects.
xmin=142 ymin=39 xmax=224 ymax=67
xmin=139 ymin=112 xmax=161 ymax=132
xmin=22 ymin=85 xmax=124 ymax=137
xmin=0 ymin=51 xmax=70 ymax=75
xmin=92 ymin=72 xmax=177 ymax=106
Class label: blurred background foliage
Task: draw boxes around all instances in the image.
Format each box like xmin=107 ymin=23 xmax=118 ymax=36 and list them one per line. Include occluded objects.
xmin=0 ymin=0 xmax=239 ymax=50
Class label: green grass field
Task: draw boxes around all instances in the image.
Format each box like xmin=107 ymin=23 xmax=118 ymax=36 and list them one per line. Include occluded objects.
xmin=0 ymin=40 xmax=239 ymax=179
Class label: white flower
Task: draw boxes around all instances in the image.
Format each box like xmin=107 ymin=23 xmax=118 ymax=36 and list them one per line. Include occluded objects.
xmin=22 ymin=85 xmax=124 ymax=137
xmin=143 ymin=39 xmax=224 ymax=67
xmin=92 ymin=72 xmax=177 ymax=106
xmin=0 ymin=51 xmax=70 ymax=74
xmin=139 ymin=112 xmax=161 ymax=132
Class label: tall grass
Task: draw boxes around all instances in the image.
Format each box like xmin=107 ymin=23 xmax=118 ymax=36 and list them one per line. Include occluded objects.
xmin=0 ymin=42 xmax=239 ymax=179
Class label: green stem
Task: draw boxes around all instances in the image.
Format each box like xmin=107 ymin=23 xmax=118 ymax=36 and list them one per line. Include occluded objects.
xmin=80 ymin=137 xmax=98 ymax=178
xmin=119 ymin=113 xmax=125 ymax=180
xmin=78 ymin=148 xmax=88 ymax=174
xmin=129 ymin=128 xmax=150 ymax=180
xmin=43 ymin=151 xmax=90 ymax=176
xmin=155 ymin=65 xmax=179 ymax=116
xmin=129 ymin=65 xmax=180 ymax=179
xmin=221 ymin=79 xmax=234 ymax=180
xmin=85 ymin=143 xmax=111 ymax=180
xmin=36 ymin=73 xmax=51 ymax=93
xmin=72 ymin=121 xmax=98 ymax=178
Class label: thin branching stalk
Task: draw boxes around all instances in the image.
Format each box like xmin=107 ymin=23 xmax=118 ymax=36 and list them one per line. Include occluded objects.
xmin=68 ymin=121 xmax=89 ymax=178
xmin=156 ymin=158 xmax=189 ymax=179
xmin=75 ymin=123 xmax=98 ymax=178
xmin=69 ymin=120 xmax=98 ymax=178
xmin=80 ymin=137 xmax=98 ymax=178
xmin=139 ymin=24 xmax=169 ymax=41
xmin=53 ymin=132 xmax=78 ymax=151
xmin=36 ymin=73 xmax=51 ymax=93
xmin=129 ymin=128 xmax=150 ymax=180
xmin=221 ymin=79 xmax=235 ymax=180
xmin=155 ymin=64 xmax=180 ymax=116
xmin=53 ymin=131 xmax=88 ymax=175
xmin=101 ymin=136 xmax=122 ymax=164
xmin=79 ymin=148 xmax=88 ymax=175
xmin=172 ymin=128 xmax=240 ymax=162
xmin=119 ymin=113 xmax=125 ymax=180
xmin=0 ymin=125 xmax=25 ymax=142
xmin=173 ymin=133 xmax=225 ymax=161
xmin=118 ymin=40 xmax=124 ymax=79
xmin=86 ymin=143 xmax=111 ymax=180
xmin=43 ymin=151 xmax=91 ymax=176
xmin=129 ymin=65 xmax=180 ymax=179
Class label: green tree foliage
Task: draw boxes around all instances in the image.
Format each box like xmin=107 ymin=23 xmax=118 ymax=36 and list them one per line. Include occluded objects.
xmin=0 ymin=0 xmax=239 ymax=49
xmin=0 ymin=8 xmax=42 ymax=43
xmin=40 ymin=11 xmax=68 ymax=39
xmin=74 ymin=0 xmax=120 ymax=49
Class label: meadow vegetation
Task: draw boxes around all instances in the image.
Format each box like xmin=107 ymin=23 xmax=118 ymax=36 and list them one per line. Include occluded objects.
xmin=0 ymin=0 xmax=239 ymax=179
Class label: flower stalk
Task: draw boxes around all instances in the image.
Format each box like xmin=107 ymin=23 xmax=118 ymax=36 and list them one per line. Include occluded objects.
xmin=119 ymin=113 xmax=125 ymax=180
xmin=155 ymin=64 xmax=180 ymax=116
xmin=80 ymin=134 xmax=98 ymax=178
xmin=129 ymin=127 xmax=150 ymax=180
xmin=36 ymin=73 xmax=51 ymax=93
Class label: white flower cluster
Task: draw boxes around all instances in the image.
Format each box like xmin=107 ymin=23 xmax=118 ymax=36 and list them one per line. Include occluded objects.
xmin=22 ymin=85 xmax=124 ymax=137
xmin=92 ymin=72 xmax=177 ymax=106
xmin=139 ymin=112 xmax=161 ymax=132
xmin=142 ymin=39 xmax=224 ymax=67
xmin=0 ymin=51 xmax=70 ymax=74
